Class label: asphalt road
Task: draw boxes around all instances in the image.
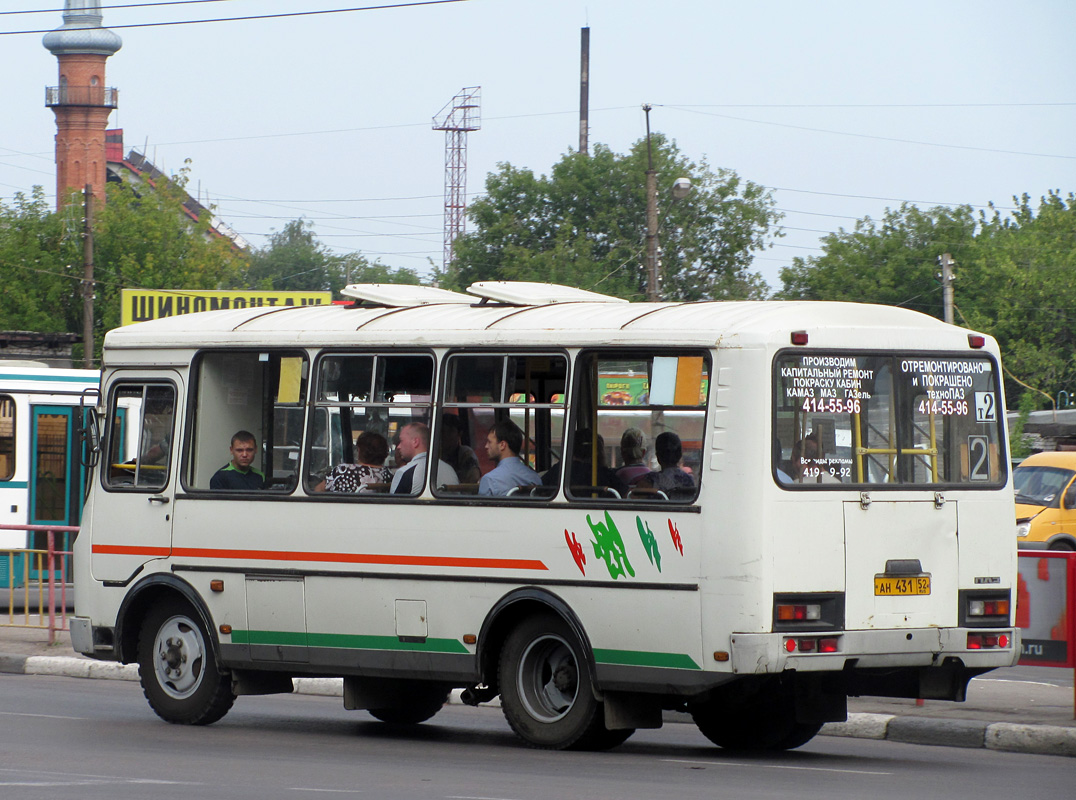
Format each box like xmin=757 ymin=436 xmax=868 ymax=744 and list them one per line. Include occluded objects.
xmin=2 ymin=674 xmax=1073 ymax=800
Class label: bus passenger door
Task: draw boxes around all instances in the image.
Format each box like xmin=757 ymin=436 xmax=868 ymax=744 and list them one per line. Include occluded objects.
xmin=91 ymin=379 xmax=181 ymax=583
xmin=28 ymin=405 xmax=83 ymax=578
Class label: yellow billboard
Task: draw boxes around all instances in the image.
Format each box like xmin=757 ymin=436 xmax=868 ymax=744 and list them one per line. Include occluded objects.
xmin=121 ymin=289 xmax=333 ymax=326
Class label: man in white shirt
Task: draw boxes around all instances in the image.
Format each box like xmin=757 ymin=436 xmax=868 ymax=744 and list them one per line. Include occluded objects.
xmin=390 ymin=421 xmax=459 ymax=494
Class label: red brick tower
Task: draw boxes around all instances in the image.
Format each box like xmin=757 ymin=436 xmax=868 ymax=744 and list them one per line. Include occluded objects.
xmin=43 ymin=1 xmax=122 ymax=209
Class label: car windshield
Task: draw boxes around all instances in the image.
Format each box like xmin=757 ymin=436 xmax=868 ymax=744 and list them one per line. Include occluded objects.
xmin=1012 ymin=465 xmax=1074 ymax=506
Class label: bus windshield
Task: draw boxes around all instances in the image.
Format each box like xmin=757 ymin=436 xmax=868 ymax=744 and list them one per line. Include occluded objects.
xmin=774 ymin=352 xmax=1005 ymax=486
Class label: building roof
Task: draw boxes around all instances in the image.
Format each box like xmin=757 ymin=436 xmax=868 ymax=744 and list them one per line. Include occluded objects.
xmin=42 ymin=1 xmax=122 ymax=57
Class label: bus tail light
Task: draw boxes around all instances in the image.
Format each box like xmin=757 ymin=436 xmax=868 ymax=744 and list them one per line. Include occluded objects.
xmin=784 ymin=636 xmax=841 ymax=654
xmin=959 ymin=589 xmax=1011 ymax=628
xmin=776 ymin=603 xmax=821 ymax=621
xmin=968 ymin=334 xmax=985 ymax=349
xmin=790 ymin=331 xmax=809 ymax=345
xmin=967 ymin=632 xmax=1010 ymax=650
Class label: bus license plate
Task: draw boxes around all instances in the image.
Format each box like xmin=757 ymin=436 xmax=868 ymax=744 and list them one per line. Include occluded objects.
xmin=874 ymin=576 xmax=931 ymax=596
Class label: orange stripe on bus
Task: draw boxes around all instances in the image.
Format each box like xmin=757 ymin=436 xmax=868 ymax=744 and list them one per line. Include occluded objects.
xmin=92 ymin=544 xmax=547 ymax=571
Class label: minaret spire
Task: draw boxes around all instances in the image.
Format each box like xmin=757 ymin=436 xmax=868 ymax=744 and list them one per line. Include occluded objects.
xmin=43 ymin=0 xmax=122 ymax=208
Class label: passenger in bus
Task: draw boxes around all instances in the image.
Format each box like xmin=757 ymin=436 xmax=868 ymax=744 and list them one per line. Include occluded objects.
xmin=789 ymin=433 xmax=841 ymax=484
xmin=440 ymin=413 xmax=481 ymax=484
xmin=390 ymin=422 xmax=459 ymax=494
xmin=320 ymin=431 xmax=392 ymax=493
xmin=544 ymin=430 xmax=629 ymax=497
xmin=479 ymin=419 xmax=541 ymax=496
xmin=637 ymin=432 xmax=695 ymax=499
xmin=209 ymin=431 xmax=266 ymax=490
xmin=616 ymin=428 xmax=651 ymax=486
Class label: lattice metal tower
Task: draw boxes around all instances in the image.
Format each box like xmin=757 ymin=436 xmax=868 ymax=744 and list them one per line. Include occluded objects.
xmin=432 ymin=87 xmax=481 ymax=274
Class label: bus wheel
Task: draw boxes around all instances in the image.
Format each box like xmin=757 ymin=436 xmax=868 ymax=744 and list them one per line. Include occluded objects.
xmin=137 ymin=599 xmax=235 ymax=725
xmin=368 ymin=684 xmax=451 ymax=724
xmin=499 ymin=613 xmax=619 ymax=750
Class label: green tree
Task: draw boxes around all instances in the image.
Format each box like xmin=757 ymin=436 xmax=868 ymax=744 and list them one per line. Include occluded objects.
xmin=243 ymin=219 xmax=423 ymax=294
xmin=94 ymin=166 xmax=247 ymax=339
xmin=446 ymin=137 xmax=781 ymax=300
xmin=0 ymin=186 xmax=83 ymax=335
xmin=777 ymin=191 xmax=1076 ymax=405
xmin=777 ymin=203 xmax=979 ymax=315
xmin=957 ymin=191 xmax=1076 ymax=401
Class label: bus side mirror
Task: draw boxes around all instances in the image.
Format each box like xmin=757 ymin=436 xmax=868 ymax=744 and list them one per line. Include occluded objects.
xmin=78 ymin=389 xmax=102 ymax=468
xmin=1065 ymin=484 xmax=1076 ymax=510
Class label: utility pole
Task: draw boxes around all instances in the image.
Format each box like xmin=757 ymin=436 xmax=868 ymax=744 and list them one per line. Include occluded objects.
xmin=579 ymin=27 xmax=590 ymax=155
xmin=938 ymin=252 xmax=955 ymax=324
xmin=643 ymin=104 xmax=659 ymax=301
xmin=82 ymin=184 xmax=95 ymax=368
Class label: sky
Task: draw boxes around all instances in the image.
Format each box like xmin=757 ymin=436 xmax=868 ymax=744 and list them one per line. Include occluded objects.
xmin=1 ymin=0 xmax=1073 ymax=296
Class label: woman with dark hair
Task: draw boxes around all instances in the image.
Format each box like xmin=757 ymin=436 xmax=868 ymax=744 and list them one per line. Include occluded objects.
xmin=322 ymin=431 xmax=392 ymax=493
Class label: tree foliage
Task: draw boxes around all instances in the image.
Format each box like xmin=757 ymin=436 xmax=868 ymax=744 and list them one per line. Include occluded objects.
xmin=445 ymin=137 xmax=781 ymax=300
xmin=243 ymin=218 xmax=421 ymax=294
xmin=778 ymin=191 xmax=1076 ymax=405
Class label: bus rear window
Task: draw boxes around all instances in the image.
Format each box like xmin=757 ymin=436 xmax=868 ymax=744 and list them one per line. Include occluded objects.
xmin=774 ymin=352 xmax=1004 ymax=487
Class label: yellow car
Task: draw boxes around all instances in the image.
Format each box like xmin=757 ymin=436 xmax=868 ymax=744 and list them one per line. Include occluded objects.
xmin=1013 ymin=451 xmax=1076 ymax=550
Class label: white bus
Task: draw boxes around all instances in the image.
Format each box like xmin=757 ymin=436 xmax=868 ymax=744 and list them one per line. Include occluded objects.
xmin=0 ymin=361 xmax=98 ymax=586
xmin=70 ymin=282 xmax=1019 ymax=751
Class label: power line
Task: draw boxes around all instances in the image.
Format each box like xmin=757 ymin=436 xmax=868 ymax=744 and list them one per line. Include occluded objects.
xmin=0 ymin=0 xmax=469 ymax=35
xmin=663 ymin=105 xmax=1076 ymax=161
xmin=0 ymin=0 xmax=237 ymax=16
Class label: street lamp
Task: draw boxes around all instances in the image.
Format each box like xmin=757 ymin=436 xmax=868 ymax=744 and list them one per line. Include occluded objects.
xmin=643 ymin=104 xmax=692 ymax=301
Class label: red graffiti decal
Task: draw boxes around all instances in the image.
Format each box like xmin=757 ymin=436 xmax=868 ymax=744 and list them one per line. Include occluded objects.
xmin=565 ymin=529 xmax=586 ymax=575
xmin=668 ymin=519 xmax=684 ymax=556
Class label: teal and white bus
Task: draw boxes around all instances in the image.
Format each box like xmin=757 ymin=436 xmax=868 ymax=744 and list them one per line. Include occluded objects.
xmin=0 ymin=361 xmax=98 ymax=585
xmin=70 ymin=282 xmax=1019 ymax=751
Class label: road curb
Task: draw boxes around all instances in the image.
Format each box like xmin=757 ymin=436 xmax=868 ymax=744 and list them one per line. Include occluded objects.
xmin=3 ymin=652 xmax=1073 ymax=757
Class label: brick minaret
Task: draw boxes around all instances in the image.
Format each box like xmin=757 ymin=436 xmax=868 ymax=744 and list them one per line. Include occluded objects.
xmin=43 ymin=1 xmax=122 ymax=209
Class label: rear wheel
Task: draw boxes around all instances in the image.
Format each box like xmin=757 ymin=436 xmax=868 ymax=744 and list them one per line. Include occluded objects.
xmin=499 ymin=613 xmax=629 ymax=750
xmin=137 ymin=599 xmax=234 ymax=725
xmin=368 ymin=684 xmax=451 ymax=724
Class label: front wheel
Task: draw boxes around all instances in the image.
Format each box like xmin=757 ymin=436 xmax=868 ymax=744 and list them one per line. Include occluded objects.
xmin=137 ymin=599 xmax=235 ymax=725
xmin=499 ymin=613 xmax=627 ymax=750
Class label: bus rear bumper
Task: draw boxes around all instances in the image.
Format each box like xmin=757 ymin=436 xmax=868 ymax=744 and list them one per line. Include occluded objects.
xmin=731 ymin=627 xmax=1020 ymax=675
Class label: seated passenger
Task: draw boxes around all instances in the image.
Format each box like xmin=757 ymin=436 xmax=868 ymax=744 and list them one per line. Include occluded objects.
xmin=210 ymin=430 xmax=266 ymax=490
xmin=323 ymin=431 xmax=392 ymax=493
xmin=440 ymin=413 xmax=481 ymax=484
xmin=638 ymin=432 xmax=695 ymax=498
xmin=544 ymin=430 xmax=629 ymax=497
xmin=479 ymin=419 xmax=541 ymax=496
xmin=390 ymin=422 xmax=459 ymax=494
xmin=615 ymin=427 xmax=651 ymax=486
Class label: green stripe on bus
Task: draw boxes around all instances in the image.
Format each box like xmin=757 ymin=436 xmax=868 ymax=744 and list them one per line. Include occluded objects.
xmin=592 ymin=648 xmax=701 ymax=670
xmin=230 ymin=629 xmax=469 ymax=654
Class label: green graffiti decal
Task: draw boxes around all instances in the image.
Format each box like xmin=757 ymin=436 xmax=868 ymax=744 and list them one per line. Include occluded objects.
xmin=587 ymin=510 xmax=635 ymax=579
xmin=636 ymin=516 xmax=661 ymax=572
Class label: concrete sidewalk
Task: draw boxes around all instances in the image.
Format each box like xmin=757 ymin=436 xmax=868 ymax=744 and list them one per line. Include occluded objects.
xmin=2 ymin=623 xmax=1073 ymax=757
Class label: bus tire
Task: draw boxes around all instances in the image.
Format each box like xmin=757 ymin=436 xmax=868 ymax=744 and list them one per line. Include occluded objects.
xmin=368 ymin=684 xmax=451 ymax=724
xmin=499 ymin=613 xmax=616 ymax=750
xmin=137 ymin=599 xmax=235 ymax=725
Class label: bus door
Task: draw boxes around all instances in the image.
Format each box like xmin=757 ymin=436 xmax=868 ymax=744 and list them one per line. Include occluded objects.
xmin=28 ymin=405 xmax=83 ymax=579
xmin=92 ymin=378 xmax=181 ymax=583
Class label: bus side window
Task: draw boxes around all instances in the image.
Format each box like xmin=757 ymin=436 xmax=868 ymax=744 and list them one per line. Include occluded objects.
xmin=0 ymin=395 xmax=15 ymax=481
xmin=436 ymin=353 xmax=567 ymax=501
xmin=104 ymin=384 xmax=176 ymax=491
xmin=307 ymin=353 xmax=434 ymax=496
xmin=186 ymin=351 xmax=308 ymax=492
xmin=566 ymin=352 xmax=709 ymax=503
